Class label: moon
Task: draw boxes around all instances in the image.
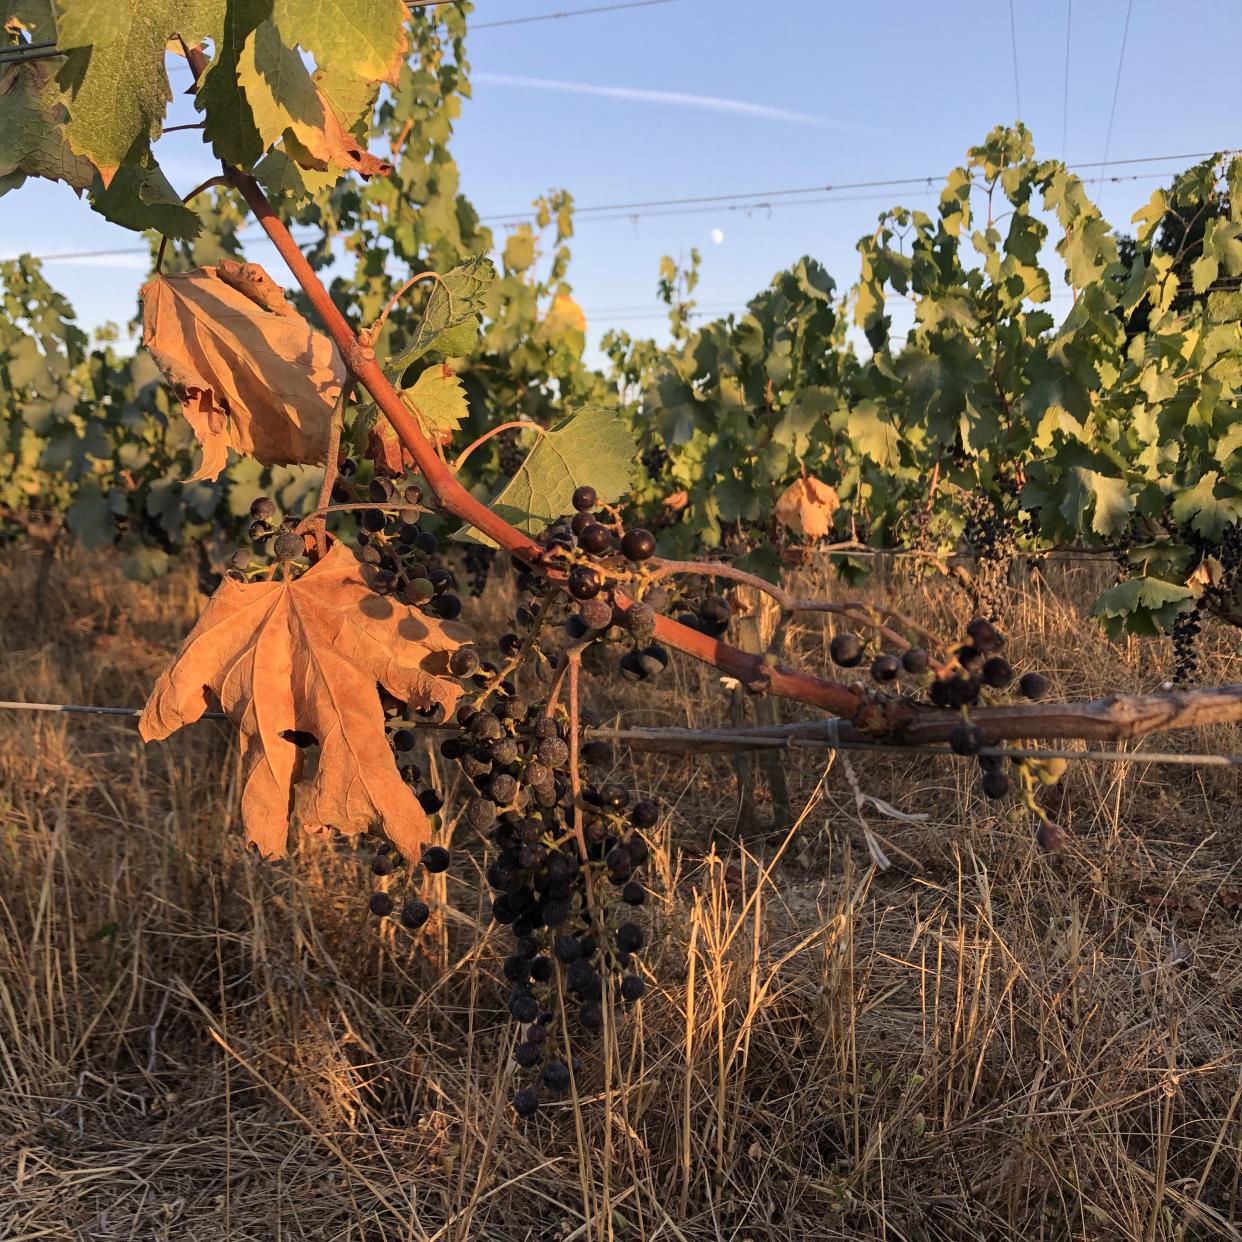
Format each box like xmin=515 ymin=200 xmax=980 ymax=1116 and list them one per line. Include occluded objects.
xmin=710 ymin=227 xmax=724 ymax=245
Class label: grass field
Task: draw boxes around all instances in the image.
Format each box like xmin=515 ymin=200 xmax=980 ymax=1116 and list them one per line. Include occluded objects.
xmin=2 ymin=546 xmax=1241 ymax=1241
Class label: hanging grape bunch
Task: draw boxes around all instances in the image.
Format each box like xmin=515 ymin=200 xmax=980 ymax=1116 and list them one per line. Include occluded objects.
xmin=361 ymin=482 xmax=679 ymax=1119
xmin=829 ymin=613 xmax=1065 ymax=848
xmin=229 ymin=462 xmax=462 ymax=622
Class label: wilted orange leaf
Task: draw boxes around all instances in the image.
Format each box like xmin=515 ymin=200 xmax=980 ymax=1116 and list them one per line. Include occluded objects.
xmin=139 ymin=542 xmax=471 ymax=859
xmin=140 ymin=263 xmax=345 ymax=481
xmin=774 ymin=476 xmax=840 ymax=541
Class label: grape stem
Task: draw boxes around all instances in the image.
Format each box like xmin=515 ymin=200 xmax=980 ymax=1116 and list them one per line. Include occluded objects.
xmin=311 ymin=380 xmax=353 ymax=558
xmin=361 ymin=270 xmax=442 ymax=347
xmin=647 ymin=557 xmax=943 ymax=657
xmin=451 ymin=421 xmax=547 ymax=474
xmin=294 ymin=500 xmax=421 ymax=534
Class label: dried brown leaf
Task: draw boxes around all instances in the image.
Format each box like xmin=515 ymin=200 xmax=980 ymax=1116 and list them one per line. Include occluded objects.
xmin=774 ymin=475 xmax=841 ymax=541
xmin=140 ymin=264 xmax=345 ymax=481
xmin=139 ymin=542 xmax=471 ymax=859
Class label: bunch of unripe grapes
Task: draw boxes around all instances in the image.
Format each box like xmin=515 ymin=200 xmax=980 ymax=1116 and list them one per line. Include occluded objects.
xmin=829 ymin=616 xmax=1052 ymax=806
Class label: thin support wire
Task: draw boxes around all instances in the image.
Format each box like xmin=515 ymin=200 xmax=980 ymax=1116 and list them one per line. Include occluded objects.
xmin=2 ymin=700 xmax=1238 ymax=769
xmin=1097 ymin=0 xmax=1134 ymax=188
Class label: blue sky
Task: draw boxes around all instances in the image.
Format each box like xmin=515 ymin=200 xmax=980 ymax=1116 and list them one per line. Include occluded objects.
xmin=3 ymin=0 xmax=1240 ymax=350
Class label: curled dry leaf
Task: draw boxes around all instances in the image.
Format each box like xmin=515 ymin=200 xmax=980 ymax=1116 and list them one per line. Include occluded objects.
xmin=774 ymin=475 xmax=841 ymax=541
xmin=215 ymin=257 xmax=296 ymax=318
xmin=139 ymin=542 xmax=471 ymax=859
xmin=140 ymin=263 xmax=345 ymax=481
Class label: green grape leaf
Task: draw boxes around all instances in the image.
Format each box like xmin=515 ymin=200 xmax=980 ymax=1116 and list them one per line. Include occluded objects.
xmin=0 ymin=61 xmax=96 ymax=190
xmin=1061 ymin=468 xmax=1133 ymax=537
xmin=1170 ymin=474 xmax=1242 ymax=540
xmin=503 ymin=231 xmax=536 ymax=274
xmin=252 ymin=143 xmax=337 ymax=201
xmin=716 ymin=474 xmax=761 ymax=523
xmin=88 ymin=149 xmax=201 ymax=238
xmin=1217 ymin=421 xmax=1242 ymax=469
xmin=235 ymin=18 xmax=390 ymax=177
xmin=402 ymin=364 xmax=468 ymax=441
xmin=271 ymin=0 xmax=405 ymax=84
xmin=847 ymin=401 xmax=903 ymax=469
xmin=1089 ymin=576 xmax=1194 ymax=638
xmin=1033 ymin=403 xmax=1086 ymax=451
xmin=429 ymin=317 xmax=479 ymax=358
xmin=65 ymin=479 xmax=114 ymax=549
xmin=456 ymin=406 xmax=636 ymax=548
xmin=1130 ymin=188 xmax=1168 ymax=245
xmin=197 ymin=0 xmax=266 ymax=168
xmin=1191 ymin=253 xmax=1219 ymax=296
xmin=237 ymin=20 xmax=322 ymax=150
xmin=121 ymin=543 xmax=172 ymax=581
xmin=354 ymin=368 xmax=468 ymax=472
xmin=389 ymin=256 xmax=495 ymax=370
xmin=55 ymin=0 xmax=225 ymax=185
xmin=54 ymin=0 xmax=132 ymax=46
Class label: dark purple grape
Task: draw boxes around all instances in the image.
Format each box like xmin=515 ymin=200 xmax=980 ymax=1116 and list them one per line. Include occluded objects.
xmin=512 ymin=1086 xmax=539 ymax=1117
xmin=1020 ymin=672 xmax=1050 ymax=700
xmin=620 ymin=975 xmax=646 ymax=1002
xmin=830 ymin=633 xmax=864 ymax=668
xmin=400 ymin=899 xmax=430 ymax=930
xmin=577 ymin=522 xmax=611 ymax=555
xmin=902 ymin=648 xmax=929 ymax=675
xmin=421 ymin=845 xmax=451 ymax=873
xmin=949 ymin=723 xmax=985 ymax=756
xmin=620 ymin=528 xmax=656 ymax=561
xmin=870 ymin=653 xmax=900 ymax=682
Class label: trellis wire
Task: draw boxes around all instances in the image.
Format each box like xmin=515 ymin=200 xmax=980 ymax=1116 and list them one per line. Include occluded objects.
xmin=2 ymin=700 xmax=1238 ymax=769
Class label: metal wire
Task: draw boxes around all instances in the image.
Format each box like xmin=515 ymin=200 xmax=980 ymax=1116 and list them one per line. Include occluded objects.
xmin=2 ymin=700 xmax=1238 ymax=769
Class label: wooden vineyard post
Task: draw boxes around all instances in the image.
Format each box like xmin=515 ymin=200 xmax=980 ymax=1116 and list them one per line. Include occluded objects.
xmin=728 ymin=585 xmax=793 ymax=832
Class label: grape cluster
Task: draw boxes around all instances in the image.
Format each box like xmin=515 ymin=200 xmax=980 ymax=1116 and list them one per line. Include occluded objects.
xmin=640 ymin=443 xmax=670 ymax=482
xmin=461 ymin=544 xmax=496 ymax=598
xmin=497 ymin=426 xmax=527 ymax=477
xmin=829 ymin=615 xmax=1052 ymax=808
xmin=515 ymin=486 xmax=680 ymax=685
xmin=234 ymin=464 xmax=466 ymax=623
xmin=438 ymin=685 xmax=655 ymax=1118
xmin=364 ymin=838 xmax=451 ymax=931
xmin=1171 ymin=606 xmax=1203 ymax=684
xmin=962 ymin=491 xmax=1017 ymax=622
xmin=1166 ymin=520 xmax=1242 ymax=683
xmin=227 ymin=495 xmax=311 ymax=573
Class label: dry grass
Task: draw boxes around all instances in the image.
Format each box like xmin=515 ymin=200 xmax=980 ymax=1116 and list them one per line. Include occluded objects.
xmin=2 ymin=546 xmax=1241 ymax=1241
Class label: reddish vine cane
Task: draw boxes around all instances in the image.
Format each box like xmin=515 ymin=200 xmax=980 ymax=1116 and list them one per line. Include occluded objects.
xmin=182 ymin=47 xmax=1242 ymax=747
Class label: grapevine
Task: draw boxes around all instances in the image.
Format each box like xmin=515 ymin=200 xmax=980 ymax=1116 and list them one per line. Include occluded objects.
xmin=4 ymin=0 xmax=1242 ymax=1140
